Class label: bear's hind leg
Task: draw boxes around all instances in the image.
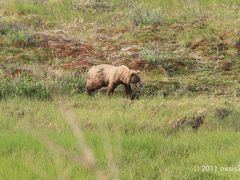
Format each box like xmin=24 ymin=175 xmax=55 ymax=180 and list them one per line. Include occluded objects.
xmin=86 ymin=80 xmax=104 ymax=96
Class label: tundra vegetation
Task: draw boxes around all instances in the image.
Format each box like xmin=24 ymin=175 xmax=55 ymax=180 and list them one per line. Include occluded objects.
xmin=0 ymin=0 xmax=240 ymax=179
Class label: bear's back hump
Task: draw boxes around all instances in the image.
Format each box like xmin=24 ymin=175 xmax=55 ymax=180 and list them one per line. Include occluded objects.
xmin=88 ymin=64 xmax=116 ymax=80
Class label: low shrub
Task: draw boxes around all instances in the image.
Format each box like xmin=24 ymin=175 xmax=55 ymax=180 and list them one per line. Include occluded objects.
xmin=140 ymin=50 xmax=161 ymax=64
xmin=0 ymin=74 xmax=49 ymax=99
xmin=48 ymin=74 xmax=86 ymax=96
xmin=0 ymin=72 xmax=86 ymax=99
xmin=69 ymin=0 xmax=114 ymax=13
xmin=0 ymin=21 xmax=36 ymax=47
xmin=129 ymin=5 xmax=162 ymax=26
xmin=140 ymin=50 xmax=196 ymax=74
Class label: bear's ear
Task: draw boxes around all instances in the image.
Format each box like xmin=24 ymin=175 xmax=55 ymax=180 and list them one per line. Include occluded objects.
xmin=131 ymin=70 xmax=140 ymax=76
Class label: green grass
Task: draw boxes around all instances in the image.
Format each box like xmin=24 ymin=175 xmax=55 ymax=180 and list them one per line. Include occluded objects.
xmin=0 ymin=96 xmax=240 ymax=179
xmin=1 ymin=0 xmax=239 ymax=27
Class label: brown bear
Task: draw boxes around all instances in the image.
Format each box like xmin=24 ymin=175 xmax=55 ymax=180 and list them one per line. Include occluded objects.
xmin=86 ymin=64 xmax=142 ymax=99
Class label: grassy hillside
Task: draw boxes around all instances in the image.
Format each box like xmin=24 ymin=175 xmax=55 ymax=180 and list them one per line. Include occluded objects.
xmin=0 ymin=0 xmax=240 ymax=179
xmin=0 ymin=0 xmax=239 ymax=97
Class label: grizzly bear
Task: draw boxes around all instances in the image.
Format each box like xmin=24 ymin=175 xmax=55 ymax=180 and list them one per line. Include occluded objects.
xmin=86 ymin=64 xmax=142 ymax=99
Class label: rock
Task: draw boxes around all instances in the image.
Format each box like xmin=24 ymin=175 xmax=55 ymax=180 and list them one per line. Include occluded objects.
xmin=221 ymin=61 xmax=232 ymax=71
xmin=215 ymin=108 xmax=230 ymax=119
xmin=190 ymin=37 xmax=205 ymax=49
xmin=170 ymin=111 xmax=206 ymax=130
xmin=234 ymin=39 xmax=240 ymax=49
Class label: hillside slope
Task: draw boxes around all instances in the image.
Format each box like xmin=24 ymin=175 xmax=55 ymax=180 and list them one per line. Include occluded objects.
xmin=0 ymin=0 xmax=239 ymax=98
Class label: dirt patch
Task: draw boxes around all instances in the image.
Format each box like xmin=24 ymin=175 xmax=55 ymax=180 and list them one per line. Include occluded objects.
xmin=31 ymin=31 xmax=146 ymax=71
xmin=33 ymin=32 xmax=97 ymax=70
xmin=188 ymin=30 xmax=240 ymax=61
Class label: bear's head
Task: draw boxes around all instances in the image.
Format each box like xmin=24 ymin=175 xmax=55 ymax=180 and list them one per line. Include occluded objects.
xmin=129 ymin=70 xmax=141 ymax=84
xmin=119 ymin=66 xmax=142 ymax=87
xmin=129 ymin=70 xmax=143 ymax=98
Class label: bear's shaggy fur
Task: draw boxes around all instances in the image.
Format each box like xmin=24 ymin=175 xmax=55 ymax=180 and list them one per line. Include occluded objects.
xmin=86 ymin=64 xmax=142 ymax=99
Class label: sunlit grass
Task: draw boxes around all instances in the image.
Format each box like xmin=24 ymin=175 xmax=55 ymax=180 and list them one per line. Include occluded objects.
xmin=0 ymin=96 xmax=240 ymax=179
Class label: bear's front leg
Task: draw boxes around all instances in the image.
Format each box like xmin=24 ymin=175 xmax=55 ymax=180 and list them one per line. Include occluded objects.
xmin=107 ymin=83 xmax=117 ymax=96
xmin=86 ymin=87 xmax=94 ymax=96
xmin=123 ymin=84 xmax=133 ymax=99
